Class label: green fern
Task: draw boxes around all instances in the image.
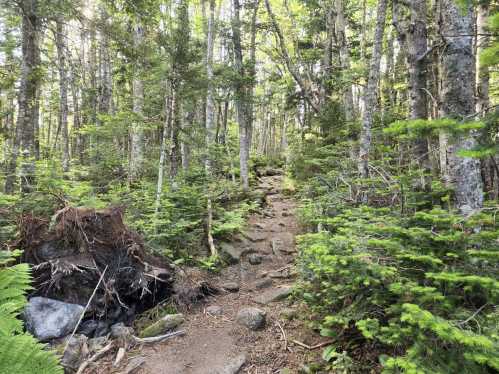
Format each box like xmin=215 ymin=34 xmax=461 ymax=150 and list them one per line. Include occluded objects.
xmin=0 ymin=250 xmax=63 ymax=374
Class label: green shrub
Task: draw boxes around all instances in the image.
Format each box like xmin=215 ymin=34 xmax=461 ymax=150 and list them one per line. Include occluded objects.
xmin=297 ymin=206 xmax=499 ymax=373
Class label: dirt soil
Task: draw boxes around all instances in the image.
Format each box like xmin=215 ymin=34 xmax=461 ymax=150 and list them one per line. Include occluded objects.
xmin=95 ymin=175 xmax=326 ymax=374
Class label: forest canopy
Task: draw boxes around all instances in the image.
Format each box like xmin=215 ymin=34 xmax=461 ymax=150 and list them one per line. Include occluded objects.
xmin=0 ymin=0 xmax=498 ymax=372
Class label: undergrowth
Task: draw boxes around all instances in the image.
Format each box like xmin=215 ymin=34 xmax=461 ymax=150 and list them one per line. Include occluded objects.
xmin=290 ymin=120 xmax=499 ymax=373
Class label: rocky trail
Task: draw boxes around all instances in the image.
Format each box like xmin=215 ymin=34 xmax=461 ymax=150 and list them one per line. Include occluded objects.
xmin=93 ymin=174 xmax=325 ymax=374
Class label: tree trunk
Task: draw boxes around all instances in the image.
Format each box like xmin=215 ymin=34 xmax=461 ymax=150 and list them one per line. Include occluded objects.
xmin=5 ymin=0 xmax=40 ymax=194
xmin=475 ymin=3 xmax=489 ymax=115
xmin=439 ymin=0 xmax=483 ymax=214
xmin=55 ymin=18 xmax=70 ymax=173
xmin=155 ymin=88 xmax=172 ymax=215
xmin=335 ymin=0 xmax=355 ymax=122
xmin=394 ymin=0 xmax=431 ymax=177
xmin=205 ymin=0 xmax=217 ymax=257
xmin=357 ymin=0 xmax=388 ymax=178
xmin=168 ymin=82 xmax=179 ymax=179
xmin=129 ymin=23 xmax=145 ymax=184
xmin=232 ymin=0 xmax=250 ymax=191
xmin=98 ymin=7 xmax=112 ymax=117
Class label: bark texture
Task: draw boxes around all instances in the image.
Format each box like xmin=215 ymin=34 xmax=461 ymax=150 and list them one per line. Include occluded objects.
xmin=439 ymin=0 xmax=483 ymax=214
xmin=5 ymin=0 xmax=40 ymax=193
xmin=55 ymin=18 xmax=70 ymax=173
xmin=129 ymin=23 xmax=145 ymax=184
xmin=358 ymin=0 xmax=388 ymax=178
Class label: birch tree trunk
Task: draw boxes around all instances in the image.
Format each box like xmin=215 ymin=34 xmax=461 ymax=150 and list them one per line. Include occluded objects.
xmin=129 ymin=23 xmax=145 ymax=184
xmin=155 ymin=88 xmax=172 ymax=215
xmin=357 ymin=0 xmax=388 ymax=178
xmin=55 ymin=17 xmax=70 ymax=173
xmin=205 ymin=0 xmax=217 ymax=256
xmin=232 ymin=0 xmax=250 ymax=191
xmin=439 ymin=0 xmax=483 ymax=214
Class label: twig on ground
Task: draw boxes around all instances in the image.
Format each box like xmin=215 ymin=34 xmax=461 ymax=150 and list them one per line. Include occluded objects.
xmin=292 ymin=339 xmax=334 ymax=350
xmin=275 ymin=321 xmax=288 ymax=351
xmin=132 ymin=330 xmax=186 ymax=344
xmin=76 ymin=342 xmax=114 ymax=374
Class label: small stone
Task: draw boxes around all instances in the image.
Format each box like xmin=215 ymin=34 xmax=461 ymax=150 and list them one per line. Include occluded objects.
xmin=24 ymin=297 xmax=84 ymax=341
xmin=222 ymin=282 xmax=240 ymax=292
xmin=216 ymin=354 xmax=247 ymax=374
xmin=278 ymin=221 xmax=286 ymax=227
xmin=206 ymin=305 xmax=223 ymax=316
xmin=236 ymin=307 xmax=266 ymax=330
xmin=282 ymin=211 xmax=292 ymax=217
xmin=254 ymin=222 xmax=266 ymax=230
xmin=110 ymin=323 xmax=134 ymax=347
xmin=253 ymin=286 xmax=293 ymax=305
xmin=139 ymin=314 xmax=184 ymax=338
xmin=248 ymin=253 xmax=263 ymax=265
xmin=243 ymin=231 xmax=267 ymax=242
xmin=254 ymin=278 xmax=273 ymax=290
xmin=269 ymin=270 xmax=291 ymax=279
xmin=220 ymin=242 xmax=246 ymax=264
xmin=124 ymin=356 xmax=146 ymax=374
xmin=61 ymin=334 xmax=89 ymax=370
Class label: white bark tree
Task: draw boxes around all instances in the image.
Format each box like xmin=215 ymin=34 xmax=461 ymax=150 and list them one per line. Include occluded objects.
xmin=439 ymin=0 xmax=483 ymax=214
xmin=357 ymin=0 xmax=388 ymax=178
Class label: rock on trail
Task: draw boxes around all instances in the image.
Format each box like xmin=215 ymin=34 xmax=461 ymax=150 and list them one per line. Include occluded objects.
xmin=101 ymin=173 xmax=313 ymax=374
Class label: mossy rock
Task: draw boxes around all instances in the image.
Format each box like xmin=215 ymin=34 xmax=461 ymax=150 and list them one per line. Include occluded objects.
xmin=139 ymin=314 xmax=184 ymax=338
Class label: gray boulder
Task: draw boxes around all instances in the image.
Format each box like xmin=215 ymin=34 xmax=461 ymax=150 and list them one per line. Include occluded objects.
xmin=219 ymin=242 xmax=246 ymax=264
xmin=25 ymin=297 xmax=84 ymax=341
xmin=236 ymin=307 xmax=266 ymax=330
xmin=253 ymin=286 xmax=293 ymax=305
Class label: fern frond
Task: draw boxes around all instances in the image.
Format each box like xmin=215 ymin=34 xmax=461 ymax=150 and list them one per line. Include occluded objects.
xmin=0 ymin=335 xmax=63 ymax=374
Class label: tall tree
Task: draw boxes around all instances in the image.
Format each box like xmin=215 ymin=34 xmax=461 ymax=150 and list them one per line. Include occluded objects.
xmin=5 ymin=0 xmax=41 ymax=193
xmin=231 ymin=0 xmax=261 ymax=183
xmin=476 ymin=2 xmax=490 ymax=115
xmin=357 ymin=0 xmax=388 ymax=178
xmin=54 ymin=17 xmax=70 ymax=173
xmin=205 ymin=0 xmax=217 ymax=256
xmin=129 ymin=22 xmax=145 ymax=184
xmin=393 ymin=0 xmax=431 ymax=176
xmin=439 ymin=0 xmax=483 ymax=213
xmin=335 ymin=0 xmax=355 ymax=122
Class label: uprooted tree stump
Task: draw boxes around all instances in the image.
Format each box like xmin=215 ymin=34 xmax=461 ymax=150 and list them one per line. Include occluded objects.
xmin=15 ymin=206 xmax=216 ymax=326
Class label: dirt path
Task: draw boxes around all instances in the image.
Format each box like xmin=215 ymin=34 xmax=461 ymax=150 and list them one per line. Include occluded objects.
xmin=107 ymin=175 xmax=323 ymax=374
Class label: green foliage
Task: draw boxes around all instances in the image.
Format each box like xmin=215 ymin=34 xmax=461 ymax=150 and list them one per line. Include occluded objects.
xmin=297 ymin=205 xmax=499 ymax=373
xmin=0 ymin=251 xmax=63 ymax=374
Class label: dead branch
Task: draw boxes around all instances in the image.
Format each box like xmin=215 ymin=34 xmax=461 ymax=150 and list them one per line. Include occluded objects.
xmin=76 ymin=342 xmax=114 ymax=374
xmin=275 ymin=321 xmax=288 ymax=351
xmin=292 ymin=339 xmax=334 ymax=350
xmin=132 ymin=330 xmax=186 ymax=344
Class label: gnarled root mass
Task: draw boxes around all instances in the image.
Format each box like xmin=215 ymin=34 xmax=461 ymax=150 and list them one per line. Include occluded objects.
xmin=15 ymin=206 xmax=216 ymax=323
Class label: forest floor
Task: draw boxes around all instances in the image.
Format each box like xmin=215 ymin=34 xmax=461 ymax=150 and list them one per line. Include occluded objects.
xmin=97 ymin=174 xmax=325 ymax=374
